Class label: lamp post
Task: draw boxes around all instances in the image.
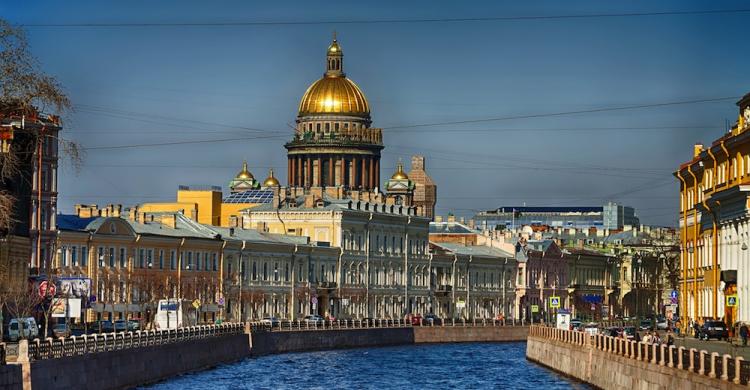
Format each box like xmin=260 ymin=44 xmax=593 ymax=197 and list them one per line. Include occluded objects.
xmin=635 ymin=254 xmax=642 ymax=326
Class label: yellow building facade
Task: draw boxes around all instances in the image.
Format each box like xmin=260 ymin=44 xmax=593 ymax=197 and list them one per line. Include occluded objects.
xmin=675 ymin=92 xmax=750 ymax=327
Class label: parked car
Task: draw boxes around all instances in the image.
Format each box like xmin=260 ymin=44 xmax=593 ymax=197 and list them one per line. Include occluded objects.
xmin=698 ymin=321 xmax=729 ymax=341
xmin=655 ymin=317 xmax=668 ymax=330
xmin=407 ymin=315 xmax=423 ymax=326
xmin=605 ymin=327 xmax=621 ymax=337
xmin=303 ymin=315 xmax=324 ymax=324
xmin=583 ymin=323 xmax=599 ymax=336
xmin=570 ymin=319 xmax=583 ymax=330
xmin=52 ymin=324 xmax=71 ymax=339
xmin=261 ymin=317 xmax=280 ymax=327
xmin=114 ymin=320 xmax=129 ymax=332
xmin=638 ymin=320 xmax=653 ymax=331
xmin=127 ymin=319 xmax=141 ymax=331
xmin=8 ymin=318 xmax=38 ymax=341
xmin=424 ymin=314 xmax=441 ymax=325
xmin=96 ymin=320 xmax=114 ymax=333
xmin=622 ymin=326 xmax=637 ymax=340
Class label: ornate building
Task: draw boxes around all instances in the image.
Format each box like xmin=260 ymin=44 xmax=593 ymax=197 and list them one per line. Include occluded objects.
xmin=675 ymin=91 xmax=750 ymax=327
xmin=285 ymin=35 xmax=383 ymax=191
xmin=408 ymin=155 xmax=437 ymax=220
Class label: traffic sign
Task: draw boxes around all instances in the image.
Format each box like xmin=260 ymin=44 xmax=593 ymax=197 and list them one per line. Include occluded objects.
xmin=549 ymin=296 xmax=561 ymax=308
xmin=311 ymin=296 xmax=318 ymax=305
xmin=727 ymin=295 xmax=738 ymax=307
xmin=218 ymin=296 xmax=225 ymax=306
xmin=670 ymin=290 xmax=679 ymax=299
xmin=192 ymin=299 xmax=201 ymax=309
xmin=531 ymin=305 xmax=539 ymax=313
xmin=38 ymin=281 xmax=56 ymax=298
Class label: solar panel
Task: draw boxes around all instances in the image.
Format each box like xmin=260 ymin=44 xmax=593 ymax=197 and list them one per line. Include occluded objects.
xmin=222 ymin=189 xmax=274 ymax=204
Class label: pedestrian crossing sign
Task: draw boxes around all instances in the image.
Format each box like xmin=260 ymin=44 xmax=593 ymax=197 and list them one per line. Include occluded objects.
xmin=550 ymin=296 xmax=561 ymax=308
xmin=727 ymin=295 xmax=738 ymax=307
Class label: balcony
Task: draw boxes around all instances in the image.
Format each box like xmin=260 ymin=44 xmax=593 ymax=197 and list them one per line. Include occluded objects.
xmin=435 ymin=284 xmax=452 ymax=296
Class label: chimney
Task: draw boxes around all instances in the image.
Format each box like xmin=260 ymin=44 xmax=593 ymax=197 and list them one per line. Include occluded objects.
xmin=229 ymin=227 xmax=235 ymax=237
xmin=304 ymin=194 xmax=315 ymax=208
xmin=693 ymin=143 xmax=704 ymax=158
xmin=435 ymin=215 xmax=443 ymax=223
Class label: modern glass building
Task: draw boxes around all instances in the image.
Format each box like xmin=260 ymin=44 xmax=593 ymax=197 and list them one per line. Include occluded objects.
xmin=474 ymin=202 xmax=639 ymax=231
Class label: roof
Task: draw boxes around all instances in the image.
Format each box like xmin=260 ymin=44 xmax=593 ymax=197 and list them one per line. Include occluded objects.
xmin=56 ymin=214 xmax=99 ymax=231
xmin=431 ymin=242 xmax=513 ymax=258
xmin=429 ymin=222 xmax=478 ymax=234
xmin=479 ymin=206 xmax=604 ymax=215
xmin=223 ymin=189 xmax=274 ymax=204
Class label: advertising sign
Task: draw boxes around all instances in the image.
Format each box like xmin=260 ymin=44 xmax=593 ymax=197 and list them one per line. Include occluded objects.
xmin=556 ymin=309 xmax=571 ymax=330
xmin=531 ymin=305 xmax=539 ymax=313
xmin=38 ymin=281 xmax=56 ymax=298
xmin=56 ymin=278 xmax=91 ymax=298
xmin=51 ymin=298 xmax=82 ymax=318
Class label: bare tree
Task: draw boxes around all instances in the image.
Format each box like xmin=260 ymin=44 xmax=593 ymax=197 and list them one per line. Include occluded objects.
xmin=0 ymin=19 xmax=81 ymax=233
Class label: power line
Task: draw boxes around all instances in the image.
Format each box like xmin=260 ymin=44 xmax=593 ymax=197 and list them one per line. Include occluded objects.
xmin=382 ymin=96 xmax=738 ymax=130
xmin=82 ymin=134 xmax=288 ymax=151
xmin=20 ymin=9 xmax=750 ymax=28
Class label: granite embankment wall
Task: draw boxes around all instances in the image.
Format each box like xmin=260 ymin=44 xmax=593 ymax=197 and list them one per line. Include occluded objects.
xmin=249 ymin=326 xmax=528 ymax=356
xmin=0 ymin=364 xmax=24 ymax=390
xmin=526 ymin=335 xmax=743 ymax=390
xmin=28 ymin=333 xmax=250 ymax=390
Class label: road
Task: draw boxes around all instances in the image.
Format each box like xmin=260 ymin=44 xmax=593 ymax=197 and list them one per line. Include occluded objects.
xmin=672 ymin=335 xmax=750 ymax=359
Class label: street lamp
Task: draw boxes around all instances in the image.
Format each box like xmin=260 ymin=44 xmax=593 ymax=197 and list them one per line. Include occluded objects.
xmin=635 ymin=254 xmax=642 ymax=325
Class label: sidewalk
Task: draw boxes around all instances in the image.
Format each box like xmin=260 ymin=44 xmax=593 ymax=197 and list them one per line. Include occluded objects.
xmin=673 ymin=335 xmax=750 ymax=360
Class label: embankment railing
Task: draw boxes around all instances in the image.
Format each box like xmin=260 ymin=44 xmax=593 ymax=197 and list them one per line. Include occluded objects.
xmin=529 ymin=325 xmax=749 ymax=386
xmin=250 ymin=317 xmax=528 ymax=332
xmin=25 ymin=323 xmax=244 ymax=362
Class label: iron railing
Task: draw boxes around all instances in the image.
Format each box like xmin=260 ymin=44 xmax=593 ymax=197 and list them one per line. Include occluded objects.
xmin=25 ymin=323 xmax=244 ymax=362
xmin=251 ymin=317 xmax=529 ymax=332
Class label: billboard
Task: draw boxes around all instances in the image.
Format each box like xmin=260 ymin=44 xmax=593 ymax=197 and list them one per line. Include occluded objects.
xmin=51 ymin=298 xmax=82 ymax=318
xmin=56 ymin=278 xmax=91 ymax=299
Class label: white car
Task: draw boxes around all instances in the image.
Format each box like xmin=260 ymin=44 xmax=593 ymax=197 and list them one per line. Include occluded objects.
xmin=584 ymin=323 xmax=599 ymax=336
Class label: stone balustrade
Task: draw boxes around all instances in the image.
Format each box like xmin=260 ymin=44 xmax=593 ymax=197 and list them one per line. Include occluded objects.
xmin=529 ymin=325 xmax=750 ymax=386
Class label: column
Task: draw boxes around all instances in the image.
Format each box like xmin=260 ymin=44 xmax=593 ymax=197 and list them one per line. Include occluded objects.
xmin=317 ymin=156 xmax=323 ymax=187
xmin=369 ymin=156 xmax=375 ymax=190
xmin=352 ymin=155 xmax=359 ymax=188
xmin=297 ymin=156 xmax=303 ymax=187
xmin=329 ymin=156 xmax=334 ymax=187
xmin=361 ymin=156 xmax=367 ymax=190
xmin=307 ymin=156 xmax=312 ymax=187
xmin=374 ymin=158 xmax=380 ymax=189
xmin=286 ymin=156 xmax=294 ymax=187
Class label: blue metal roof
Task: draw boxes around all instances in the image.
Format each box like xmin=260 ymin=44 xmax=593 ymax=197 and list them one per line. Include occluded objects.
xmin=222 ymin=189 xmax=274 ymax=204
xmin=56 ymin=214 xmax=98 ymax=231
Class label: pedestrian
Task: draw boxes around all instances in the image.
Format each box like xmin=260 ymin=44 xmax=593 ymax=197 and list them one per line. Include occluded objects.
xmin=642 ymin=331 xmax=651 ymax=344
xmin=666 ymin=331 xmax=674 ymax=346
xmin=634 ymin=331 xmax=641 ymax=343
xmin=740 ymin=324 xmax=748 ymax=347
xmin=653 ymin=332 xmax=661 ymax=345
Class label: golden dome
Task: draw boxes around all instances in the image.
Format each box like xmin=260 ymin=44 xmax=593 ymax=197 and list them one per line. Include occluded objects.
xmin=236 ymin=161 xmax=254 ymax=180
xmin=298 ymin=76 xmax=370 ymax=117
xmin=298 ymin=35 xmax=370 ymax=117
xmin=263 ymin=168 xmax=280 ymax=187
xmin=391 ymin=161 xmax=409 ymax=180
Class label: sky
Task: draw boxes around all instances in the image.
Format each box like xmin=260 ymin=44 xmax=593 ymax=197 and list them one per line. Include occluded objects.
xmin=3 ymin=0 xmax=750 ymax=227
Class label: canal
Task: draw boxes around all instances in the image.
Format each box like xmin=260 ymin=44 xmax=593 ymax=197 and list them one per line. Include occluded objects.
xmin=142 ymin=342 xmax=589 ymax=389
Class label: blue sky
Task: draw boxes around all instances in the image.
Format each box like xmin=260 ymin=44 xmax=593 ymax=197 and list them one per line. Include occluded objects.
xmin=3 ymin=0 xmax=749 ymax=226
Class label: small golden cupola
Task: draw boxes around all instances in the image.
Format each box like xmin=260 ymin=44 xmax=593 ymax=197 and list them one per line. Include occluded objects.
xmin=262 ymin=168 xmax=281 ymax=188
xmin=229 ymin=160 xmax=260 ymax=193
xmin=386 ymin=160 xmax=415 ymax=205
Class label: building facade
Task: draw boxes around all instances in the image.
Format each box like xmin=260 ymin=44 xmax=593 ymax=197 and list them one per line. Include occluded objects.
xmin=675 ymin=92 xmax=750 ymax=326
xmin=0 ymin=109 xmax=61 ymax=292
xmin=474 ymin=202 xmax=640 ymax=231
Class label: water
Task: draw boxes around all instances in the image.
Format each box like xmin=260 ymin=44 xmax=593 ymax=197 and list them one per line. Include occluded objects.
xmin=142 ymin=342 xmax=591 ymax=389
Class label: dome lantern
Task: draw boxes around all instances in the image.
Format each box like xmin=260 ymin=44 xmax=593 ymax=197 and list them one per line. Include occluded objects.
xmin=262 ymin=168 xmax=281 ymax=188
xmin=326 ymin=31 xmax=344 ymax=78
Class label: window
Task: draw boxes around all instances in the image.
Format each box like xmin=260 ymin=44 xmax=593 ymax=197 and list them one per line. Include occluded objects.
xmin=119 ymin=248 xmax=126 ymax=268
xmin=204 ymin=253 xmax=209 ymax=271
xmin=274 ymin=263 xmax=279 ymax=281
xmin=212 ymin=253 xmax=218 ymax=271
xmin=109 ymin=247 xmax=115 ymax=267
xmin=159 ymin=250 xmax=164 ymax=269
xmin=252 ymin=262 xmax=257 ymax=280
xmin=60 ymin=247 xmax=68 ymax=267
xmin=263 ymin=263 xmax=268 ymax=281
xmin=71 ymin=247 xmax=78 ymax=266
xmin=147 ymin=249 xmax=153 ymax=268
xmin=81 ymin=246 xmax=88 ymax=266
xmin=196 ymin=253 xmax=202 ymax=271
xmin=138 ymin=249 xmax=145 ymax=268
xmin=170 ymin=251 xmax=176 ymax=270
xmin=285 ymin=264 xmax=289 ymax=281
xmin=187 ymin=252 xmax=193 ymax=270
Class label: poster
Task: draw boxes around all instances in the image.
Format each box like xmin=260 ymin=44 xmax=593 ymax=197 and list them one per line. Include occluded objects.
xmin=56 ymin=278 xmax=91 ymax=299
xmin=51 ymin=298 xmax=82 ymax=318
